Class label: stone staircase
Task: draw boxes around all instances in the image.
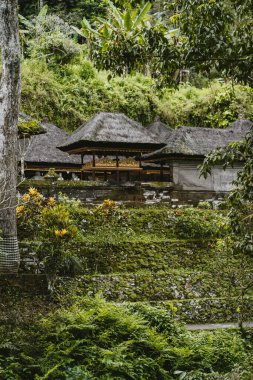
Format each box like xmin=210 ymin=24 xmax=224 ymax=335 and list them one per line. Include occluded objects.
xmin=19 ymin=207 xmax=253 ymax=324
xmin=61 ymin=234 xmax=253 ymax=323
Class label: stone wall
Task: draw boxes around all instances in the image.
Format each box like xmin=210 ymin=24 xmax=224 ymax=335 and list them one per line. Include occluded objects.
xmin=18 ymin=180 xmax=228 ymax=206
xmin=0 ymin=274 xmax=48 ymax=294
xmin=171 ymin=160 xmax=242 ymax=192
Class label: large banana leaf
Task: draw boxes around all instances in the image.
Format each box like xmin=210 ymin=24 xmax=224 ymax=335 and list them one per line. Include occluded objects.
xmin=124 ymin=10 xmax=133 ymax=32
xmin=133 ymin=2 xmax=151 ymax=28
xmin=37 ymin=5 xmax=48 ymax=19
xmin=81 ymin=17 xmax=101 ymax=37
xmin=107 ymin=0 xmax=124 ymax=29
xmin=72 ymin=26 xmax=87 ymax=38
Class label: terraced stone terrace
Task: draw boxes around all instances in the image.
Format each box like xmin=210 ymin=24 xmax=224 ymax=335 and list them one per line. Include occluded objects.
xmin=17 ymin=205 xmax=253 ymax=325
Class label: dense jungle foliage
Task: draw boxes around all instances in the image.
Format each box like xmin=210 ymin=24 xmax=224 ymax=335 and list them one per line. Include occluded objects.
xmin=1 ymin=295 xmax=253 ymax=379
xmin=18 ymin=1 xmax=253 ymax=131
xmin=3 ymin=1 xmax=252 ymax=379
xmin=0 ymin=192 xmax=252 ymax=378
xmin=0 ymin=192 xmax=251 ymax=379
xmin=21 ymin=58 xmax=253 ymax=131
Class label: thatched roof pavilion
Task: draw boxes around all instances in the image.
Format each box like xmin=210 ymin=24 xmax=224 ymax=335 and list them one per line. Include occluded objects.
xmin=58 ymin=112 xmax=164 ymax=156
xmin=21 ymin=122 xmax=82 ymax=173
xmin=146 ymin=120 xmax=173 ymax=143
xmin=142 ymin=119 xmax=252 ymax=163
xmin=58 ymin=112 xmax=166 ymax=182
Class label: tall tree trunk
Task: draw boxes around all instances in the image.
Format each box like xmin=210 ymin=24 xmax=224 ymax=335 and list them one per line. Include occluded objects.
xmin=38 ymin=0 xmax=44 ymax=10
xmin=0 ymin=0 xmax=21 ymax=273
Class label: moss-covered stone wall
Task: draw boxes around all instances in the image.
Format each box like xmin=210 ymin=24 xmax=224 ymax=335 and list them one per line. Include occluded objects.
xmin=17 ymin=205 xmax=253 ymax=324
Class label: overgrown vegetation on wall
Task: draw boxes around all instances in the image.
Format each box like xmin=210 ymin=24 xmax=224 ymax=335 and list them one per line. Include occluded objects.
xmin=0 ymin=193 xmax=249 ymax=378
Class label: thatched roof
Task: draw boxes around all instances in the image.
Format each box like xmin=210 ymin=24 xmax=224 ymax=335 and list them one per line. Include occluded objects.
xmin=21 ymin=122 xmax=81 ymax=166
xmin=58 ymin=112 xmax=164 ymax=154
xmin=146 ymin=120 xmax=173 ymax=143
xmin=226 ymin=119 xmax=253 ymax=133
xmin=142 ymin=119 xmax=252 ymax=161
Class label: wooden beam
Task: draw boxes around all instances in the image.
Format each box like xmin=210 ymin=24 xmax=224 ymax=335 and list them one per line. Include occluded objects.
xmin=81 ymin=154 xmax=84 ymax=180
xmin=160 ymin=163 xmax=164 ymax=181
xmin=82 ymin=166 xmax=143 ymax=172
xmin=139 ymin=154 xmax=142 ymax=181
xmin=63 ymin=146 xmax=160 ymax=155
xmin=92 ymin=154 xmax=96 ymax=181
xmin=116 ymin=155 xmax=119 ymax=184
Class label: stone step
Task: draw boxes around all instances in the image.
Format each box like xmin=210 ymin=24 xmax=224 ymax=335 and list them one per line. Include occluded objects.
xmin=64 ymin=271 xmax=247 ymax=302
xmin=0 ymin=274 xmax=48 ymax=294
xmin=151 ymin=297 xmax=253 ymax=324
xmin=20 ymin=239 xmax=252 ymax=275
xmin=119 ymin=297 xmax=253 ymax=324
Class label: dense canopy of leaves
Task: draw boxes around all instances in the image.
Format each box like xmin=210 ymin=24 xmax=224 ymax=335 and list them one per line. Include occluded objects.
xmin=18 ymin=0 xmax=107 ymax=24
xmin=18 ymin=0 xmax=253 ymax=86
xmin=0 ymin=296 xmax=252 ymax=379
xmin=176 ymin=0 xmax=253 ymax=85
xmin=74 ymin=0 xmax=253 ymax=86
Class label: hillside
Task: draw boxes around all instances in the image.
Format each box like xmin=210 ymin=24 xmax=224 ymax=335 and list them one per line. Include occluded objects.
xmin=1 ymin=198 xmax=253 ymax=378
xmin=21 ymin=59 xmax=253 ymax=131
xmin=18 ymin=3 xmax=253 ymax=131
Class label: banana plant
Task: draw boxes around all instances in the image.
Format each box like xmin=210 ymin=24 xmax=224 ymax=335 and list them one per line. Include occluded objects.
xmin=72 ymin=0 xmax=180 ymax=83
xmin=19 ymin=4 xmax=49 ymax=39
xmin=72 ymin=1 xmax=152 ymax=73
xmin=73 ymin=1 xmax=151 ymax=43
xmin=19 ymin=5 xmax=49 ymax=57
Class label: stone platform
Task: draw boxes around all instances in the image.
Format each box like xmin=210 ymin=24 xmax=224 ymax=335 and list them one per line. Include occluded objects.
xmin=18 ymin=180 xmax=228 ymax=206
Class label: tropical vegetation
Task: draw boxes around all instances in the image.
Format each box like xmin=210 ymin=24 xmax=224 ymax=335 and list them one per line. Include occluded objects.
xmin=0 ymin=1 xmax=252 ymax=379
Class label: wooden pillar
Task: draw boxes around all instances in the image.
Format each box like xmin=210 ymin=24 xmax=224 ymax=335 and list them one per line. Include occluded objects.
xmin=81 ymin=154 xmax=84 ymax=180
xmin=116 ymin=154 xmax=120 ymax=184
xmin=92 ymin=154 xmax=95 ymax=181
xmin=160 ymin=163 xmax=164 ymax=182
xmin=169 ymin=164 xmax=173 ymax=182
xmin=139 ymin=154 xmax=142 ymax=182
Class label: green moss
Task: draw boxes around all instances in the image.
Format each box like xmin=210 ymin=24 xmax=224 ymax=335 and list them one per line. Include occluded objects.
xmin=155 ymin=297 xmax=253 ymax=323
xmin=18 ymin=119 xmax=43 ymax=135
xmin=60 ymin=271 xmax=241 ymax=302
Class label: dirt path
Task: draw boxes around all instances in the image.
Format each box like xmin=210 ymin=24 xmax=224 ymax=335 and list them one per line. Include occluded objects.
xmin=187 ymin=322 xmax=253 ymax=330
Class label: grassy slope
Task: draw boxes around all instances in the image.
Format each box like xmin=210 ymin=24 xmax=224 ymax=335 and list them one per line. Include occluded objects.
xmin=21 ymin=59 xmax=253 ymax=131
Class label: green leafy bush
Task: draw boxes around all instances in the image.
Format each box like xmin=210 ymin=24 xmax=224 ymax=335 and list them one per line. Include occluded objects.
xmin=29 ymin=31 xmax=81 ymax=66
xmin=17 ymin=189 xmax=82 ymax=283
xmin=0 ymin=298 xmax=251 ymax=379
xmin=158 ymin=81 xmax=253 ymax=129
xmin=198 ymin=201 xmax=212 ymax=210
xmin=21 ymin=59 xmax=158 ymax=130
xmin=171 ymin=208 xmax=229 ymax=239
xmin=21 ymin=54 xmax=253 ymax=131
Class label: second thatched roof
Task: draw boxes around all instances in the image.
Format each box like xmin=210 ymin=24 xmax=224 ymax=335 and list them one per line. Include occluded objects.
xmin=146 ymin=120 xmax=173 ymax=143
xmin=21 ymin=122 xmax=81 ymax=167
xmin=58 ymin=112 xmax=164 ymax=154
xmin=142 ymin=119 xmax=252 ymax=161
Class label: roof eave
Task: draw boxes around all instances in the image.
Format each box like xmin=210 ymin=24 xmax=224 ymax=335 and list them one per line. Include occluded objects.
xmin=58 ymin=141 xmax=165 ymax=155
